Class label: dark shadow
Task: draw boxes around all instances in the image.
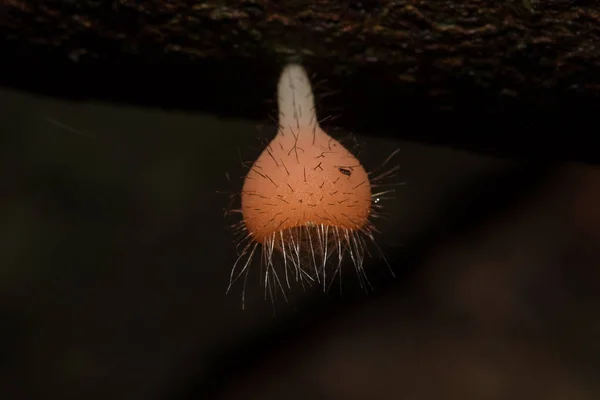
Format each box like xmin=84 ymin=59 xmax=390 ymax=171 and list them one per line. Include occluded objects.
xmin=1 ymin=52 xmax=599 ymax=164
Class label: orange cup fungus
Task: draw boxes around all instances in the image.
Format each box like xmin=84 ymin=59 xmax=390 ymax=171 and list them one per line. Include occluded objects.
xmin=229 ymin=64 xmax=393 ymax=303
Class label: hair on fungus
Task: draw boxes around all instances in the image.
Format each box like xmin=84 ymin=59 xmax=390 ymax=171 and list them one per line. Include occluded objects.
xmin=227 ymin=63 xmax=399 ymax=308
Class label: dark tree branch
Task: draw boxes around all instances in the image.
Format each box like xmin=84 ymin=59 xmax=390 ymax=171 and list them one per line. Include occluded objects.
xmin=1 ymin=0 xmax=600 ymax=162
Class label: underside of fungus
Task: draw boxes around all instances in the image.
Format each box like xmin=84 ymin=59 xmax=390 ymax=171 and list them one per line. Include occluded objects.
xmin=229 ymin=64 xmax=393 ymax=303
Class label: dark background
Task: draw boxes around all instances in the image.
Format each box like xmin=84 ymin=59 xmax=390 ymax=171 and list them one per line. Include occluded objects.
xmin=1 ymin=80 xmax=599 ymax=399
xmin=1 ymin=0 xmax=600 ymax=398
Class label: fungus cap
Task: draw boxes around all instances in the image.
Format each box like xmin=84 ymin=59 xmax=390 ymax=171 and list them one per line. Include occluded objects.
xmin=241 ymin=64 xmax=371 ymax=242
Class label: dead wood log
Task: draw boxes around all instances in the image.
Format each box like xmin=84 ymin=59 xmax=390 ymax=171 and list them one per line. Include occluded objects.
xmin=1 ymin=0 xmax=600 ymax=162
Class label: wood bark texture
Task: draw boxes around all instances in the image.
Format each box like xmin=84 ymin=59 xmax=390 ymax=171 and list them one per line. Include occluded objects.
xmin=1 ymin=0 xmax=599 ymax=161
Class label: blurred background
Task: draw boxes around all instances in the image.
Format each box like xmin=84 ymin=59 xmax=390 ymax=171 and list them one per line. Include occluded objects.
xmin=0 ymin=82 xmax=599 ymax=400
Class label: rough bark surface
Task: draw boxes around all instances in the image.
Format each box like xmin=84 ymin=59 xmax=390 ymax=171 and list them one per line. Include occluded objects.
xmin=1 ymin=0 xmax=600 ymax=161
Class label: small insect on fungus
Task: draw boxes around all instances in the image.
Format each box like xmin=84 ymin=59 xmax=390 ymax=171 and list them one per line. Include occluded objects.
xmin=226 ymin=63 xmax=398 ymax=307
